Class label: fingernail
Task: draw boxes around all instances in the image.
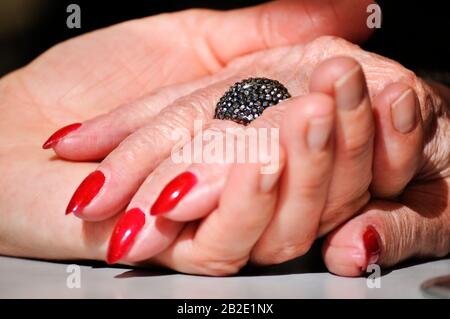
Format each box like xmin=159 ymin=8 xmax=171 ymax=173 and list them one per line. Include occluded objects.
xmin=391 ymin=89 xmax=417 ymax=134
xmin=150 ymin=172 xmax=197 ymax=216
xmin=363 ymin=225 xmax=381 ymax=266
xmin=106 ymin=208 xmax=145 ymax=264
xmin=334 ymin=65 xmax=365 ymax=110
xmin=66 ymin=170 xmax=105 ymax=215
xmin=307 ymin=116 xmax=333 ymax=151
xmin=260 ymin=163 xmax=283 ymax=193
xmin=42 ymin=123 xmax=82 ymax=149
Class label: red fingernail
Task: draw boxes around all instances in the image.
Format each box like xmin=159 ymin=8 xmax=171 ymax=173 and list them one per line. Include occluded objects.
xmin=66 ymin=170 xmax=105 ymax=215
xmin=42 ymin=123 xmax=82 ymax=149
xmin=107 ymin=208 xmax=145 ymax=264
xmin=363 ymin=225 xmax=381 ymax=266
xmin=150 ymin=172 xmax=197 ymax=216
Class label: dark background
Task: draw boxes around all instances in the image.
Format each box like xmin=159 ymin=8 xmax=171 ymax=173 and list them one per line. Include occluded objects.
xmin=1 ymin=0 xmax=449 ymax=84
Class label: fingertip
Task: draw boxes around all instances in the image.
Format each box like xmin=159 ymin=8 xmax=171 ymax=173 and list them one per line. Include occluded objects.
xmin=309 ymin=56 xmax=362 ymax=95
xmin=50 ymin=125 xmax=112 ymax=161
xmin=284 ymin=93 xmax=335 ymax=120
xmin=106 ymin=208 xmax=146 ymax=265
xmin=42 ymin=123 xmax=82 ymax=150
xmin=374 ymin=82 xmax=422 ymax=135
xmin=45 ymin=115 xmax=130 ymax=161
xmin=362 ymin=225 xmax=381 ymax=267
xmin=150 ymin=164 xmax=226 ymax=222
xmin=149 ymin=171 xmax=199 ymax=217
xmin=113 ymin=211 xmax=185 ymax=264
xmin=322 ymin=241 xmax=366 ymax=277
xmin=371 ymin=82 xmax=424 ymax=197
xmin=65 ymin=170 xmax=106 ymax=218
xmin=282 ymin=93 xmax=336 ymax=153
xmin=325 ymin=208 xmax=385 ymax=274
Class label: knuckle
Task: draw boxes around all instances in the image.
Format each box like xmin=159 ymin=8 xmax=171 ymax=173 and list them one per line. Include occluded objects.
xmin=341 ymin=128 xmax=374 ymax=161
xmin=119 ymin=142 xmax=145 ymax=167
xmin=161 ymin=87 xmax=216 ymax=129
xmin=113 ymin=132 xmax=158 ymax=166
xmin=159 ymin=106 xmax=196 ymax=134
xmin=399 ymin=68 xmax=418 ymax=87
xmin=297 ymin=184 xmax=325 ymax=200
xmin=319 ymin=193 xmax=371 ymax=236
xmin=257 ymin=239 xmax=315 ymax=265
xmin=111 ymin=124 xmax=175 ymax=169
xmin=185 ymin=89 xmax=216 ymax=118
xmin=295 ymin=172 xmax=331 ymax=198
xmin=107 ymin=86 xmax=219 ymax=168
xmin=190 ymin=240 xmax=249 ymax=276
xmin=195 ymin=255 xmax=248 ymax=277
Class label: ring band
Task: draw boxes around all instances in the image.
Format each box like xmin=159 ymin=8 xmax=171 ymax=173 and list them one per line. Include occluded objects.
xmin=214 ymin=78 xmax=291 ymax=125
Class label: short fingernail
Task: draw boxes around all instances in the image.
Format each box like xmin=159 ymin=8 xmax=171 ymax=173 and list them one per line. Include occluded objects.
xmin=363 ymin=225 xmax=381 ymax=266
xmin=391 ymin=89 xmax=418 ymax=134
xmin=307 ymin=115 xmax=334 ymax=151
xmin=260 ymin=162 xmax=284 ymax=193
xmin=42 ymin=123 xmax=82 ymax=149
xmin=66 ymin=170 xmax=105 ymax=215
xmin=150 ymin=172 xmax=197 ymax=216
xmin=106 ymin=208 xmax=146 ymax=264
xmin=334 ymin=65 xmax=365 ymax=110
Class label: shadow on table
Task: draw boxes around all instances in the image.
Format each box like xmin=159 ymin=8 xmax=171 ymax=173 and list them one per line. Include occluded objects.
xmin=114 ymin=241 xmax=328 ymax=278
xmin=111 ymin=248 xmax=450 ymax=279
xmin=22 ymin=242 xmax=448 ymax=279
xmin=112 ymin=257 xmax=450 ymax=280
xmin=110 ymin=239 xmax=408 ymax=279
xmin=108 ymin=240 xmax=326 ymax=278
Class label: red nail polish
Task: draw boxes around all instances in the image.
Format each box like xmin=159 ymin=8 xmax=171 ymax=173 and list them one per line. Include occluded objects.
xmin=66 ymin=170 xmax=105 ymax=215
xmin=150 ymin=172 xmax=197 ymax=216
xmin=42 ymin=123 xmax=82 ymax=149
xmin=107 ymin=208 xmax=145 ymax=264
xmin=363 ymin=226 xmax=381 ymax=265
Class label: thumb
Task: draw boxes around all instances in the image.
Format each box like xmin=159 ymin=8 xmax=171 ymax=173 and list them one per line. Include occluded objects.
xmin=200 ymin=0 xmax=375 ymax=64
xmin=322 ymin=181 xmax=450 ymax=277
xmin=45 ymin=0 xmax=375 ymax=162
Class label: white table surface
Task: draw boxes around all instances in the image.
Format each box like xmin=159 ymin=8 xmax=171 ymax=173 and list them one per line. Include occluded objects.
xmin=1 ymin=252 xmax=449 ymax=299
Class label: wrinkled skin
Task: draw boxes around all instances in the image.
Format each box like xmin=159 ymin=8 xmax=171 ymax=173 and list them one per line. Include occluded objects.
xmin=0 ymin=2 xmax=449 ymax=276
xmin=56 ymin=36 xmax=449 ymax=275
xmin=0 ymin=0 xmax=376 ymax=261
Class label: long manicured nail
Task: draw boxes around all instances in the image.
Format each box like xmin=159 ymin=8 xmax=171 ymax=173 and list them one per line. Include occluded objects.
xmin=391 ymin=89 xmax=417 ymax=134
xmin=307 ymin=116 xmax=333 ymax=151
xmin=363 ymin=226 xmax=381 ymax=266
xmin=334 ymin=65 xmax=365 ymax=110
xmin=107 ymin=208 xmax=146 ymax=264
xmin=66 ymin=170 xmax=105 ymax=215
xmin=150 ymin=172 xmax=197 ymax=216
xmin=42 ymin=123 xmax=81 ymax=149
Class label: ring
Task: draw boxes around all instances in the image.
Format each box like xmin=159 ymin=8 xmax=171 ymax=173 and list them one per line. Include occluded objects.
xmin=214 ymin=78 xmax=291 ymax=125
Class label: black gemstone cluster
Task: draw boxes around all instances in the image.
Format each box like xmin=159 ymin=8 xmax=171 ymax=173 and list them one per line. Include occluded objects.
xmin=214 ymin=78 xmax=291 ymax=125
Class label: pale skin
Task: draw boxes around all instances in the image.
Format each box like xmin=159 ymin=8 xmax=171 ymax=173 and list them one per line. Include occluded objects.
xmin=0 ymin=0 xmax=449 ymax=276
